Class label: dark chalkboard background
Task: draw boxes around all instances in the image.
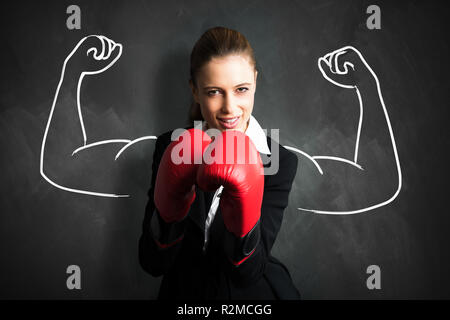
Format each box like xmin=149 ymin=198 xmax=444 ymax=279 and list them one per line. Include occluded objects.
xmin=1 ymin=0 xmax=449 ymax=299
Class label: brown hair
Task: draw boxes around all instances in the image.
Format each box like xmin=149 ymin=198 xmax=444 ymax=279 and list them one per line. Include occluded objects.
xmin=188 ymin=26 xmax=257 ymax=123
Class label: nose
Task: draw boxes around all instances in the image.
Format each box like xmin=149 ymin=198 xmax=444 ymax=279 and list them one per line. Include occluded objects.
xmin=221 ymin=94 xmax=239 ymax=115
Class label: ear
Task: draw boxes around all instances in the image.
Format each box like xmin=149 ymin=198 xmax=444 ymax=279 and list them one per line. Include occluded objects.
xmin=254 ymin=70 xmax=258 ymax=89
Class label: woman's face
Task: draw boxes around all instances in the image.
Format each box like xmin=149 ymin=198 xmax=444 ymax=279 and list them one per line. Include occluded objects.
xmin=189 ymin=55 xmax=258 ymax=133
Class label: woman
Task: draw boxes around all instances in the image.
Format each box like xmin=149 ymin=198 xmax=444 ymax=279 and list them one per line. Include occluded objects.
xmin=139 ymin=26 xmax=300 ymax=300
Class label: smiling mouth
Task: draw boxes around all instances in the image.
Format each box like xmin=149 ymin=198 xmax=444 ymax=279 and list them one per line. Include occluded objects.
xmin=217 ymin=116 xmax=241 ymax=128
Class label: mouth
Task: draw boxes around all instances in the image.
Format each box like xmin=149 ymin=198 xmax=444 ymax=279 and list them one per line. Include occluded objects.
xmin=217 ymin=115 xmax=241 ymax=129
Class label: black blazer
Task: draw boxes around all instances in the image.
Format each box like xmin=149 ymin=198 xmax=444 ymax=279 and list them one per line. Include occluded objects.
xmin=139 ymin=127 xmax=301 ymax=300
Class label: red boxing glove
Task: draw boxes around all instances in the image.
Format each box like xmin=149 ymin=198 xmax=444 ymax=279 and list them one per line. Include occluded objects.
xmin=154 ymin=128 xmax=212 ymax=223
xmin=197 ymin=130 xmax=264 ymax=265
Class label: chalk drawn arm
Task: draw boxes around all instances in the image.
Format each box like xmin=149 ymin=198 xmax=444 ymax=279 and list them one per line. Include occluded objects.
xmin=285 ymin=46 xmax=402 ymax=215
xmin=40 ymin=35 xmax=155 ymax=198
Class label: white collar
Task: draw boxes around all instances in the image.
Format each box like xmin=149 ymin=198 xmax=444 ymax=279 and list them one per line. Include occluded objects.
xmin=202 ymin=115 xmax=271 ymax=155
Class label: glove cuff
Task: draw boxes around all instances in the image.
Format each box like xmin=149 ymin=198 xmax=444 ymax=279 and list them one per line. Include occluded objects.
xmin=223 ymin=219 xmax=261 ymax=266
xmin=150 ymin=207 xmax=187 ymax=249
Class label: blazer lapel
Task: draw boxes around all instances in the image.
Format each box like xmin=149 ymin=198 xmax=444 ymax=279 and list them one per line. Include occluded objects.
xmin=188 ymin=185 xmax=215 ymax=232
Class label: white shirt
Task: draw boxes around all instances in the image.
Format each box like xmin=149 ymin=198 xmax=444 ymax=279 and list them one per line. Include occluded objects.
xmin=201 ymin=115 xmax=271 ymax=251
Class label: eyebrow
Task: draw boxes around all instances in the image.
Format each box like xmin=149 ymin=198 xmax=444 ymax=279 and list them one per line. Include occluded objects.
xmin=203 ymin=82 xmax=252 ymax=89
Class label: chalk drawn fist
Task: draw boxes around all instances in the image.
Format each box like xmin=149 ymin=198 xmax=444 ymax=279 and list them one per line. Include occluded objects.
xmin=65 ymin=35 xmax=122 ymax=75
xmin=318 ymin=46 xmax=374 ymax=89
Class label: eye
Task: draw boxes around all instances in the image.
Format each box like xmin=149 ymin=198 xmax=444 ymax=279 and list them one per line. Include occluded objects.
xmin=207 ymin=89 xmax=220 ymax=96
xmin=237 ymin=87 xmax=249 ymax=93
